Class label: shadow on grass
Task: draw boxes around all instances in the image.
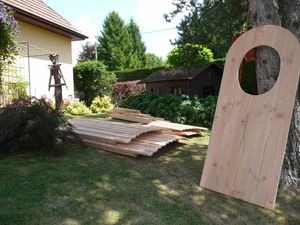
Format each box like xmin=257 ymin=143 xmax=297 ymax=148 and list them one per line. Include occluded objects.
xmin=0 ymin=134 xmax=299 ymax=225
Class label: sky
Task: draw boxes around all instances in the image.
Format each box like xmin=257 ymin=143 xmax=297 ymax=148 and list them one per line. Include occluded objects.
xmin=43 ymin=0 xmax=186 ymax=64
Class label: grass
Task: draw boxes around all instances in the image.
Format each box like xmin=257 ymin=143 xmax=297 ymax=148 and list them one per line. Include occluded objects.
xmin=0 ymin=116 xmax=299 ymax=225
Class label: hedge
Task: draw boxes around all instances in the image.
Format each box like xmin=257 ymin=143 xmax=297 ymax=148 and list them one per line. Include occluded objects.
xmin=113 ymin=66 xmax=164 ymax=82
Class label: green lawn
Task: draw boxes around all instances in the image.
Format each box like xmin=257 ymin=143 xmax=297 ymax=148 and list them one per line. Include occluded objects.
xmin=0 ymin=117 xmax=299 ymax=225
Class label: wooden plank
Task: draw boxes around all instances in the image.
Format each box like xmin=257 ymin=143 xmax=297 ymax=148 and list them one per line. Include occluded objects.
xmin=69 ymin=119 xmax=163 ymax=144
xmin=83 ymin=139 xmax=137 ymax=157
xmin=83 ymin=132 xmax=182 ymax=157
xmin=112 ymin=107 xmax=141 ymax=113
xmin=161 ymin=130 xmax=199 ymax=136
xmin=148 ymin=120 xmax=207 ymax=132
xmin=107 ymin=107 xmax=165 ymax=124
xmin=200 ymin=25 xmax=300 ymax=209
xmin=70 ymin=119 xmax=183 ymax=157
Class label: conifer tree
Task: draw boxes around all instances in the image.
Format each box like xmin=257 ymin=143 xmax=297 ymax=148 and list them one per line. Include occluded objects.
xmin=98 ymin=11 xmax=132 ymax=70
xmin=126 ymin=18 xmax=146 ymax=68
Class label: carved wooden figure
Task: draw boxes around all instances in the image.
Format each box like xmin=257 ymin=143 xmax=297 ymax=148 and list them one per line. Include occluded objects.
xmin=48 ymin=54 xmax=67 ymax=110
xmin=200 ymin=25 xmax=300 ymax=209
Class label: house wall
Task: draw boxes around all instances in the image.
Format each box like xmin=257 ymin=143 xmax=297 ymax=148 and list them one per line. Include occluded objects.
xmin=188 ymin=67 xmax=222 ymax=98
xmin=146 ymin=80 xmax=188 ymax=95
xmin=16 ymin=20 xmax=74 ymax=99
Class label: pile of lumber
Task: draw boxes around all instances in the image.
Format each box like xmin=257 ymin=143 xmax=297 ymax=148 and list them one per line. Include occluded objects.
xmin=107 ymin=107 xmax=208 ymax=136
xmin=69 ymin=119 xmax=183 ymax=157
xmin=107 ymin=108 xmax=165 ymax=124
xmin=69 ymin=108 xmax=207 ymax=157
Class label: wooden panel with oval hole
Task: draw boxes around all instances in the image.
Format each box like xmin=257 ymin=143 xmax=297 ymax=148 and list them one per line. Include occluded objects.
xmin=200 ymin=25 xmax=300 ymax=209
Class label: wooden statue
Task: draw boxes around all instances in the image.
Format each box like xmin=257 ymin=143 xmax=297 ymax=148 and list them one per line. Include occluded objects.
xmin=48 ymin=54 xmax=67 ymax=110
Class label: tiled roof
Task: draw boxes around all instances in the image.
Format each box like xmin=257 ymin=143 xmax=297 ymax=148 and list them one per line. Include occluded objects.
xmin=140 ymin=63 xmax=223 ymax=83
xmin=2 ymin=0 xmax=87 ymax=40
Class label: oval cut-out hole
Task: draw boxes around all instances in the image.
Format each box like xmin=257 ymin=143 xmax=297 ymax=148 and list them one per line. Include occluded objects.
xmin=239 ymin=46 xmax=280 ymax=95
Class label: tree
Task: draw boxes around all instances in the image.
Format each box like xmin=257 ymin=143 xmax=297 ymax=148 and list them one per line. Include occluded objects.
xmin=78 ymin=42 xmax=96 ymax=63
xmin=73 ymin=61 xmax=116 ymax=105
xmin=126 ymin=18 xmax=146 ymax=68
xmin=0 ymin=2 xmax=18 ymax=93
xmin=249 ymin=0 xmax=300 ymax=188
xmin=167 ymin=43 xmax=214 ymax=67
xmin=165 ymin=0 xmax=248 ymax=58
xmin=145 ymin=53 xmax=165 ymax=67
xmin=170 ymin=0 xmax=300 ymax=188
xmin=98 ymin=11 xmax=133 ymax=71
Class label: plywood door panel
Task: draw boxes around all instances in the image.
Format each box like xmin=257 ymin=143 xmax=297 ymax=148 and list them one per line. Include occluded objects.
xmin=200 ymin=25 xmax=300 ymax=209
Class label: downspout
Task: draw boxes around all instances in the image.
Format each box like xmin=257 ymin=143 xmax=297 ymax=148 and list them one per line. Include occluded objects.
xmin=26 ymin=42 xmax=31 ymax=97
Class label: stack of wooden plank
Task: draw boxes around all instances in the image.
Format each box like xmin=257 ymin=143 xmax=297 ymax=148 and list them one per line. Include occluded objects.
xmin=69 ymin=119 xmax=183 ymax=157
xmin=107 ymin=107 xmax=208 ymax=136
xmin=107 ymin=107 xmax=165 ymax=124
xmin=69 ymin=108 xmax=208 ymax=157
xmin=149 ymin=120 xmax=208 ymax=136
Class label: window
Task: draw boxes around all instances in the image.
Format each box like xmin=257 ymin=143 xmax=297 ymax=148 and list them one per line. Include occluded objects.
xmin=172 ymin=87 xmax=182 ymax=96
xmin=203 ymin=85 xmax=215 ymax=97
xmin=153 ymin=88 xmax=160 ymax=94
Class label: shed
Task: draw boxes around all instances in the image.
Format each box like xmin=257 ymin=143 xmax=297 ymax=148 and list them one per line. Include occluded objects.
xmin=139 ymin=63 xmax=223 ymax=98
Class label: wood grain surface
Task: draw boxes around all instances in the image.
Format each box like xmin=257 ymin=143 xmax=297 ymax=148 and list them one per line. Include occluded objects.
xmin=200 ymin=25 xmax=300 ymax=209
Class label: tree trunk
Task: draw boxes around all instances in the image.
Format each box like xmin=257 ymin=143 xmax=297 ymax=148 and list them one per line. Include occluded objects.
xmin=279 ymin=0 xmax=300 ymax=188
xmin=249 ymin=0 xmax=281 ymax=95
xmin=249 ymin=0 xmax=300 ymax=188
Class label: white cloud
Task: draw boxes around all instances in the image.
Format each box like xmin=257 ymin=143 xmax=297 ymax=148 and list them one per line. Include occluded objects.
xmin=71 ymin=16 xmax=98 ymax=65
xmin=137 ymin=0 xmax=186 ymax=59
xmin=137 ymin=0 xmax=183 ymax=29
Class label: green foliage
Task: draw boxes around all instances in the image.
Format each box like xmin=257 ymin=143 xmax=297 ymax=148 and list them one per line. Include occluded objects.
xmin=78 ymin=42 xmax=96 ymax=63
xmin=73 ymin=61 xmax=116 ymax=105
xmin=98 ymin=11 xmax=132 ymax=70
xmin=165 ymin=0 xmax=248 ymax=58
xmin=213 ymin=58 xmax=226 ymax=68
xmin=113 ymin=66 xmax=164 ymax=82
xmin=167 ymin=43 xmax=214 ymax=67
xmin=145 ymin=53 xmax=165 ymax=67
xmin=240 ymin=61 xmax=258 ymax=95
xmin=0 ymin=2 xmax=18 ymax=93
xmin=0 ymin=98 xmax=74 ymax=154
xmin=121 ymin=92 xmax=217 ymax=128
xmin=126 ymin=18 xmax=146 ymax=68
xmin=66 ymin=101 xmax=91 ymax=115
xmin=90 ymin=96 xmax=114 ymax=113
xmin=8 ymin=77 xmax=29 ymax=99
xmin=97 ymin=12 xmax=146 ymax=70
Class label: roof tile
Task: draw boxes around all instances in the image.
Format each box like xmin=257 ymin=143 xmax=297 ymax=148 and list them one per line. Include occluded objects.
xmin=2 ymin=0 xmax=87 ymax=40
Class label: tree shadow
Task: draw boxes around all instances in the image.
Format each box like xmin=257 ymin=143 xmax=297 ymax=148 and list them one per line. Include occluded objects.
xmin=0 ymin=136 xmax=299 ymax=225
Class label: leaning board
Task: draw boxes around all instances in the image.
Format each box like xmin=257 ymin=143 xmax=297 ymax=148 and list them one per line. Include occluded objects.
xmin=200 ymin=25 xmax=300 ymax=209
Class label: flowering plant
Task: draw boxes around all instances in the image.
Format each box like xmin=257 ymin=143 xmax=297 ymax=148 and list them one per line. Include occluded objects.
xmin=0 ymin=2 xmax=18 ymax=93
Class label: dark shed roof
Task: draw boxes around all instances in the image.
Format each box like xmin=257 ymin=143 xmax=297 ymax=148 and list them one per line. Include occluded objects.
xmin=140 ymin=63 xmax=223 ymax=83
xmin=2 ymin=0 xmax=88 ymax=41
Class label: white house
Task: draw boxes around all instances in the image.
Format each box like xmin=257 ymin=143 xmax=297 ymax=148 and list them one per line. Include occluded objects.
xmin=2 ymin=0 xmax=87 ymax=99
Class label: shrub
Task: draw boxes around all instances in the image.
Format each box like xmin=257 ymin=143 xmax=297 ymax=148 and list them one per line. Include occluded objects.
xmin=73 ymin=61 xmax=116 ymax=105
xmin=113 ymin=66 xmax=164 ymax=82
xmin=90 ymin=96 xmax=113 ymax=113
xmin=213 ymin=58 xmax=225 ymax=68
xmin=112 ymin=80 xmax=145 ymax=104
xmin=0 ymin=97 xmax=74 ymax=154
xmin=167 ymin=43 xmax=214 ymax=67
xmin=145 ymin=53 xmax=165 ymax=67
xmin=66 ymin=101 xmax=91 ymax=115
xmin=121 ymin=92 xmax=217 ymax=128
xmin=8 ymin=77 xmax=29 ymax=99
